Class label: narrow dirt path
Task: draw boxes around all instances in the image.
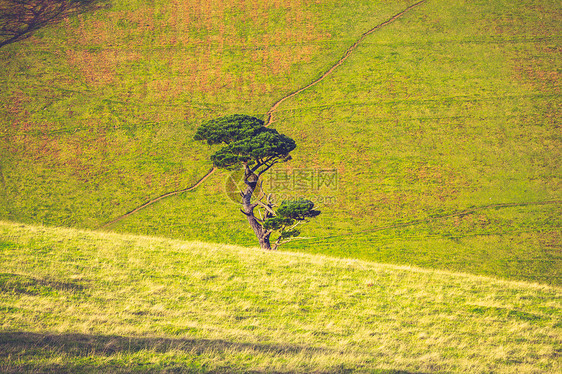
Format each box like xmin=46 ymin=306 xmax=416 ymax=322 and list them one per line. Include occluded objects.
xmin=100 ymin=1 xmax=427 ymax=229
xmin=266 ymin=0 xmax=427 ymax=126
xmin=99 ymin=167 xmax=216 ymax=229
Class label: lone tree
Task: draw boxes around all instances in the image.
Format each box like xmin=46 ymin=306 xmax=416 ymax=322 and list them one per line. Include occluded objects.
xmin=0 ymin=0 xmax=108 ymax=48
xmin=194 ymin=114 xmax=320 ymax=250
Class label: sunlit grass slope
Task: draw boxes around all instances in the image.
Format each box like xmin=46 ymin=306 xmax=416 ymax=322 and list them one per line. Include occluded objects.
xmin=107 ymin=0 xmax=561 ymax=284
xmin=0 ymin=221 xmax=560 ymax=373
xmin=0 ymin=0 xmax=560 ymax=284
xmin=0 ymin=0 xmax=406 ymax=227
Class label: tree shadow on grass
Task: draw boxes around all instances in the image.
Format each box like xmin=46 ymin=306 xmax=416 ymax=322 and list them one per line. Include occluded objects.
xmin=0 ymin=0 xmax=110 ymax=48
xmin=0 ymin=273 xmax=86 ymax=296
xmin=0 ymin=331 xmax=424 ymax=374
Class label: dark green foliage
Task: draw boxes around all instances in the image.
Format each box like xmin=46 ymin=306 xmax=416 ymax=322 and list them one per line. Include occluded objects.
xmin=278 ymin=228 xmax=300 ymax=240
xmin=264 ymin=199 xmax=321 ymax=232
xmin=194 ymin=114 xmax=296 ymax=170
xmin=277 ymin=199 xmax=321 ymax=220
xmin=263 ymin=216 xmax=294 ymax=231
xmin=210 ymin=129 xmax=296 ymax=169
xmin=265 ymin=199 xmax=320 ymax=249
xmin=193 ymin=115 xmax=265 ymax=146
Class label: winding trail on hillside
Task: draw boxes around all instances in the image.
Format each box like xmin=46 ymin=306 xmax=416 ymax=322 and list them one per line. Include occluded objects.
xmin=265 ymin=0 xmax=427 ymax=126
xmin=100 ymin=168 xmax=216 ymax=229
xmin=100 ymin=1 xmax=427 ymax=229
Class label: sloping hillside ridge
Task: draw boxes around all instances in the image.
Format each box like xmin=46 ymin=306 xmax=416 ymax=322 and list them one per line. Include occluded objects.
xmin=0 ymin=221 xmax=560 ymax=373
xmin=1 ymin=0 xmax=560 ymax=286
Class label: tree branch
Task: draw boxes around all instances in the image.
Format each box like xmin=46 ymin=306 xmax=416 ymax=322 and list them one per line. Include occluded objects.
xmin=257 ymin=159 xmax=280 ymax=177
xmin=251 ymin=155 xmax=278 ymax=174
xmin=255 ymin=200 xmax=275 ymax=215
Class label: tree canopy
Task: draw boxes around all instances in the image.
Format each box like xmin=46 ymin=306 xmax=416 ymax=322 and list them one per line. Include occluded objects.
xmin=194 ymin=114 xmax=296 ymax=173
xmin=264 ymin=199 xmax=321 ymax=249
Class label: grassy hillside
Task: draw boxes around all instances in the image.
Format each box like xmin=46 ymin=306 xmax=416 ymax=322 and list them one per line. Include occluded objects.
xmin=0 ymin=0 xmax=560 ymax=283
xmin=0 ymin=221 xmax=560 ymax=373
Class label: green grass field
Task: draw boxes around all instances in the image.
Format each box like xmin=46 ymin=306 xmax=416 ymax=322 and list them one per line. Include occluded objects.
xmin=1 ymin=221 xmax=560 ymax=373
xmin=0 ymin=0 xmax=560 ymax=289
xmin=2 ymin=1 xmax=561 ymax=371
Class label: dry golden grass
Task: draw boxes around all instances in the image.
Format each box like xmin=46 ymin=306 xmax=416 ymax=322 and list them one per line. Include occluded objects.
xmin=0 ymin=221 xmax=560 ymax=373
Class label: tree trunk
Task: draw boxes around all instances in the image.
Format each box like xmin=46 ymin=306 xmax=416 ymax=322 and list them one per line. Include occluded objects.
xmin=242 ymin=164 xmax=272 ymax=250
